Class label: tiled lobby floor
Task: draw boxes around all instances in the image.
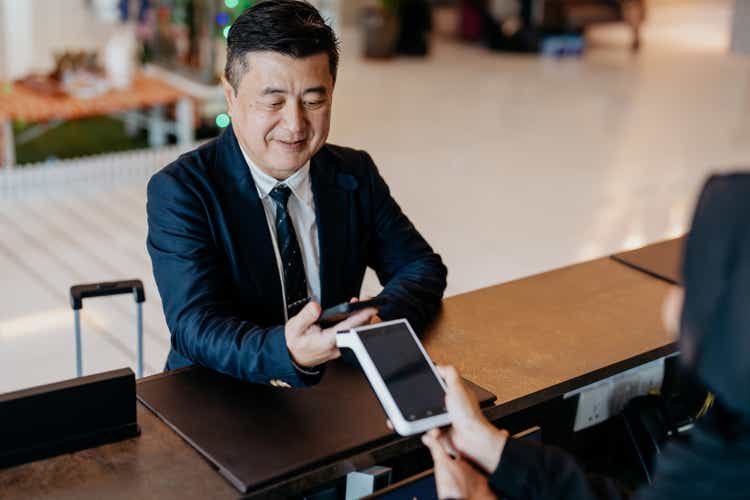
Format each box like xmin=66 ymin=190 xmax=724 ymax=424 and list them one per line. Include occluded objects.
xmin=2 ymin=0 xmax=748 ymax=392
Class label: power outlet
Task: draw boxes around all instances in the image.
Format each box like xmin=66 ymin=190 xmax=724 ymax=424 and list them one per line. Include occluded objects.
xmin=566 ymin=358 xmax=665 ymax=432
xmin=574 ymin=382 xmax=613 ymax=430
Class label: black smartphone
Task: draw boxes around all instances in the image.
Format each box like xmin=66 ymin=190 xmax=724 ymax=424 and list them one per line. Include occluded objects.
xmin=317 ymin=297 xmax=386 ymax=327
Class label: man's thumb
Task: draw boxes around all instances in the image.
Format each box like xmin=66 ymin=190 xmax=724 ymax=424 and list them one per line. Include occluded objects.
xmin=288 ymin=301 xmax=321 ymax=332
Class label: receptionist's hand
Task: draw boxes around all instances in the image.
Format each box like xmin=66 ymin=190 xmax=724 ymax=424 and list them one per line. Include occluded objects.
xmin=422 ymin=428 xmax=497 ymax=500
xmin=285 ymin=301 xmax=377 ymax=369
xmin=437 ymin=366 xmax=508 ymax=474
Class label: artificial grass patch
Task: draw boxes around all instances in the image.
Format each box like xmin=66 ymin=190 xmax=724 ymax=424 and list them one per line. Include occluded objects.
xmin=14 ymin=116 xmax=150 ymax=165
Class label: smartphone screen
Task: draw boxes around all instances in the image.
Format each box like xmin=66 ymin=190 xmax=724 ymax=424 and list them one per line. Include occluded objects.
xmin=357 ymin=322 xmax=446 ymax=421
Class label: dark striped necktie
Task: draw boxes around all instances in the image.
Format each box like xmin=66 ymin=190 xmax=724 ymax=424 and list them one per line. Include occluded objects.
xmin=269 ymin=185 xmax=309 ymax=318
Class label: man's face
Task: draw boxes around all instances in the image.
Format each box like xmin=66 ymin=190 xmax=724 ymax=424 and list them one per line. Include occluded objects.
xmin=223 ymin=51 xmax=334 ymax=180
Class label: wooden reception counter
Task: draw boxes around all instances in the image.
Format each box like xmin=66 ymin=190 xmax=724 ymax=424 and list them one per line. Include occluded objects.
xmin=424 ymin=256 xmax=676 ymax=419
xmin=0 ymin=253 xmax=678 ymax=499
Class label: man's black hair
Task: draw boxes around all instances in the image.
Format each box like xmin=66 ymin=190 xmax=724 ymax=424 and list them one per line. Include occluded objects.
xmin=225 ymin=0 xmax=340 ymax=93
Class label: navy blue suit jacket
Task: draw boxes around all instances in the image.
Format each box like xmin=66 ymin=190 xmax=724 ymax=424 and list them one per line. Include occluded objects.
xmin=146 ymin=126 xmax=447 ymax=387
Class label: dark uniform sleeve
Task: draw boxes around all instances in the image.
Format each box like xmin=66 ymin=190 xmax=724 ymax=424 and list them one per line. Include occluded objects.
xmin=488 ymin=438 xmax=629 ymax=500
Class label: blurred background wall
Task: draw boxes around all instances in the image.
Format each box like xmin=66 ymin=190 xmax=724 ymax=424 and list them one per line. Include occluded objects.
xmin=0 ymin=0 xmax=115 ymax=80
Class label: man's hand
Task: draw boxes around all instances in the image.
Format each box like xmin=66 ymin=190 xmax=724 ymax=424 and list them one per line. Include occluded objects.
xmin=436 ymin=366 xmax=509 ymax=474
xmin=350 ymin=295 xmax=382 ymax=324
xmin=285 ymin=301 xmax=377 ymax=369
xmin=422 ymin=428 xmax=497 ymax=500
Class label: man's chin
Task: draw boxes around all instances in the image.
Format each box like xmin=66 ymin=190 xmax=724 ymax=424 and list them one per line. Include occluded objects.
xmin=267 ymin=154 xmax=312 ymax=179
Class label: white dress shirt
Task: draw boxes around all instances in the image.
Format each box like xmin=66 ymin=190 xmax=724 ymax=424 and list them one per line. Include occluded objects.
xmin=239 ymin=145 xmax=321 ymax=321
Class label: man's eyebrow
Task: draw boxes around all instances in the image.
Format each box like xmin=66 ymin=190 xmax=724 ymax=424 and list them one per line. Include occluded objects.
xmin=261 ymin=87 xmax=287 ymax=95
xmin=260 ymin=86 xmax=327 ymax=96
xmin=303 ymin=86 xmax=327 ymax=95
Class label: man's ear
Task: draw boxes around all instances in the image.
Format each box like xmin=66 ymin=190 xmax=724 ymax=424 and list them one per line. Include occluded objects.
xmin=221 ymin=76 xmax=236 ymax=113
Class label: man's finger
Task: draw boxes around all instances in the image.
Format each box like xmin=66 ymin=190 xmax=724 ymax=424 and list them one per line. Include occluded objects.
xmin=327 ymin=307 xmax=377 ymax=332
xmin=288 ymin=301 xmax=322 ymax=334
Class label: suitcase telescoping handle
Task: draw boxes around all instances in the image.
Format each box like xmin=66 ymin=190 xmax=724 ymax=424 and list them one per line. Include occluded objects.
xmin=69 ymin=280 xmax=146 ymax=379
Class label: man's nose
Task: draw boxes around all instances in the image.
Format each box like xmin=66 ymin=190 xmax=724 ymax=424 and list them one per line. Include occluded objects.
xmin=282 ymin=102 xmax=306 ymax=135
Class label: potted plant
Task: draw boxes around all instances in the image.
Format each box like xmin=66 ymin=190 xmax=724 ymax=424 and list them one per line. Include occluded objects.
xmin=361 ymin=0 xmax=401 ymax=58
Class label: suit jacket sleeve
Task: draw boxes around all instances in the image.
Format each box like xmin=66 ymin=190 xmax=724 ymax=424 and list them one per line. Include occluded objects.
xmin=363 ymin=152 xmax=448 ymax=333
xmin=147 ymin=169 xmax=318 ymax=387
xmin=488 ymin=438 xmax=629 ymax=500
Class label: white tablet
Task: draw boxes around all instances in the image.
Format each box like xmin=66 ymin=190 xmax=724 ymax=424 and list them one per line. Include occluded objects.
xmin=336 ymin=319 xmax=450 ymax=436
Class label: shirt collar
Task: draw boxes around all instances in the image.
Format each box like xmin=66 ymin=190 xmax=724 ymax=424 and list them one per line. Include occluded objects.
xmin=239 ymin=143 xmax=313 ymax=209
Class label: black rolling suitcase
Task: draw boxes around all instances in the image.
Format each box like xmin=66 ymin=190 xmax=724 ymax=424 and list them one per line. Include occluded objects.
xmin=69 ymin=280 xmax=145 ymax=378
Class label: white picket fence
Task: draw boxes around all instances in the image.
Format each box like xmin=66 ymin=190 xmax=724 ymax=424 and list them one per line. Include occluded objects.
xmin=0 ymin=144 xmax=196 ymax=201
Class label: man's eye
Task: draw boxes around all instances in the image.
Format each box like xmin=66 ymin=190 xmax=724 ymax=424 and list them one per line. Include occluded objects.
xmin=304 ymin=100 xmax=324 ymax=108
xmin=265 ymin=101 xmax=283 ymax=108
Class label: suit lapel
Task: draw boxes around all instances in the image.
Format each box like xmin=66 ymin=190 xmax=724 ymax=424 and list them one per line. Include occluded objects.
xmin=311 ymin=148 xmax=357 ymax=308
xmin=213 ymin=126 xmax=284 ymax=319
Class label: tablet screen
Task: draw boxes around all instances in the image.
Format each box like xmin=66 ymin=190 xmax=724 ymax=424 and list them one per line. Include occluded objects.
xmin=358 ymin=322 xmax=446 ymax=421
